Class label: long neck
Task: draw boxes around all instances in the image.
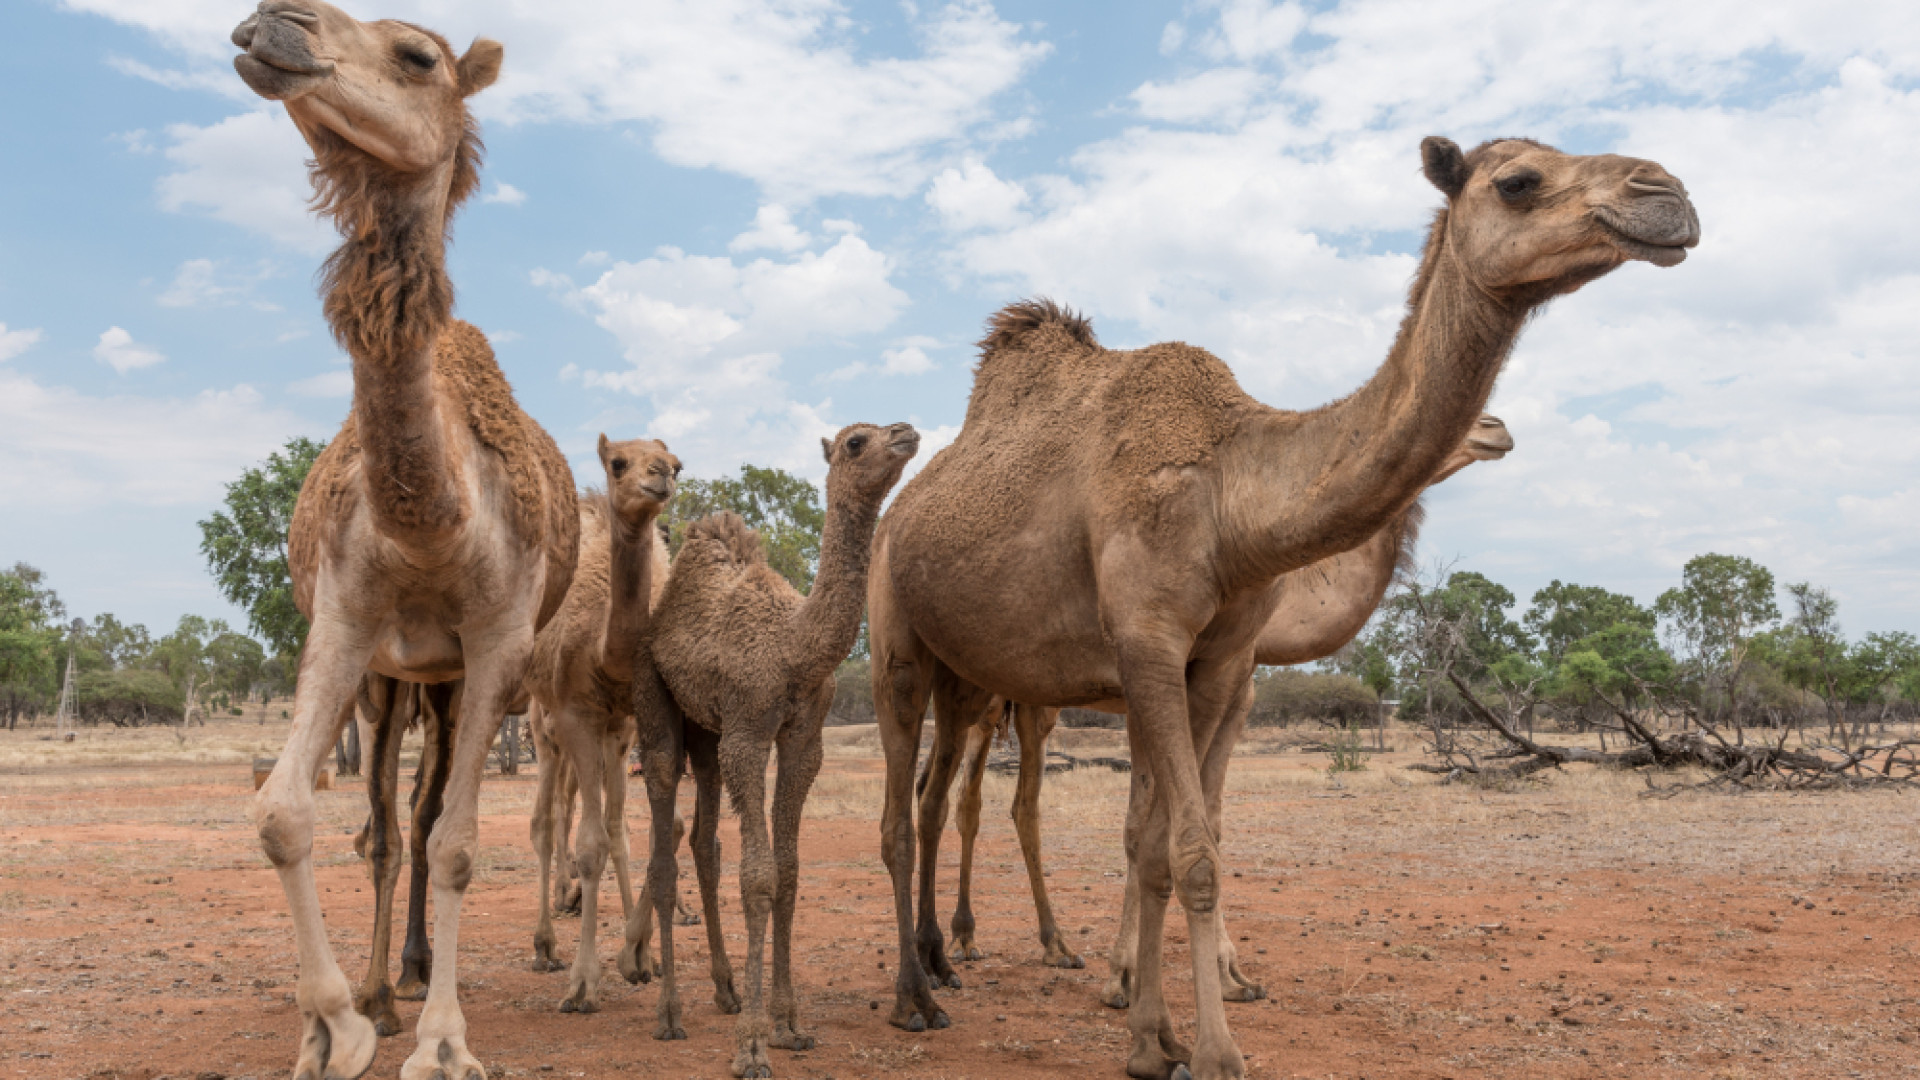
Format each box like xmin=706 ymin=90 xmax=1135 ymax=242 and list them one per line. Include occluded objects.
xmin=1222 ymin=212 xmax=1525 ymax=585
xmin=1253 ymin=512 xmax=1410 ymax=666
xmin=320 ymin=162 xmax=466 ymax=544
xmin=787 ymin=484 xmax=882 ymax=689
xmin=599 ymin=511 xmax=663 ymax=683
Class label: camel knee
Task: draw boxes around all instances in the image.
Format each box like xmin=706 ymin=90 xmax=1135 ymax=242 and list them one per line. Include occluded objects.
xmin=253 ymin=785 xmax=313 ymax=869
xmin=1172 ymin=850 xmax=1219 ymax=914
xmin=426 ymin=826 xmax=477 ymax=893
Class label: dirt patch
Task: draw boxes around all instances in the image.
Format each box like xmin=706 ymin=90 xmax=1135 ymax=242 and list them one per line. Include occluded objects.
xmin=1 ymin=719 xmax=1917 ymax=1079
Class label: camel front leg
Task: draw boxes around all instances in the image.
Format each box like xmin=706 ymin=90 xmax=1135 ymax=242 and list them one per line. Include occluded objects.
xmin=875 ymin=648 xmax=943 ymax=1032
xmin=399 ymin=651 xmax=513 ymax=1080
xmin=397 ymin=683 xmax=456 ymax=1001
xmin=912 ymin=677 xmax=974 ymax=990
xmin=769 ymin=710 xmax=825 ymax=1053
xmin=553 ymin=704 xmax=615 ymax=1014
xmin=555 ymin=755 xmax=582 ymax=915
xmin=527 ymin=701 xmax=566 ymax=972
xmin=1202 ymin=680 xmax=1262 ymax=1003
xmin=948 ymin=713 xmax=991 ymax=962
xmin=604 ymin=719 xmax=638 ymax=920
xmin=686 ymin=727 xmax=739 ymax=1012
xmin=1103 ymin=763 xmax=1151 ymax=1009
xmin=1012 ymin=704 xmax=1082 ymax=968
xmin=623 ymin=653 xmax=687 ymax=1037
xmin=253 ymin=618 xmax=378 ymax=1080
xmin=353 ymin=675 xmax=410 ymax=1036
xmin=720 ymin=722 xmax=778 ymax=1079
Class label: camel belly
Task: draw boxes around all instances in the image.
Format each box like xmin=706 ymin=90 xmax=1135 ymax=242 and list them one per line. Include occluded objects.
xmin=366 ymin=618 xmax=465 ymax=684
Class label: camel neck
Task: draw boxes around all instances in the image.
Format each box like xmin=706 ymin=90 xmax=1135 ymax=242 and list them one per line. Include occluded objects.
xmin=1224 ymin=212 xmax=1524 ymax=586
xmin=600 ymin=510 xmax=661 ymax=683
xmin=789 ymin=492 xmax=881 ymax=689
xmin=320 ymin=170 xmax=466 ymax=544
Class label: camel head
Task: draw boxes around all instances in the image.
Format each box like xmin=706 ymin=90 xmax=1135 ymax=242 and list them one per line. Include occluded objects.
xmin=1421 ymin=136 xmax=1699 ymax=299
xmin=1429 ymin=413 xmax=1513 ymax=484
xmin=821 ymin=422 xmax=920 ymax=504
xmin=598 ymin=435 xmax=680 ymax=527
xmin=231 ymin=2 xmax=501 ymax=206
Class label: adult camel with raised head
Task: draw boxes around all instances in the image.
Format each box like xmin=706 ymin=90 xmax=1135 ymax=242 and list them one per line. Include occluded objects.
xmin=870 ymin=137 xmax=1696 ymax=1080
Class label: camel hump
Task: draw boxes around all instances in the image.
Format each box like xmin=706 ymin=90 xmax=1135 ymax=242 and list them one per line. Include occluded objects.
xmin=684 ymin=511 xmax=765 ymax=568
xmin=978 ymin=297 xmax=1098 ymax=358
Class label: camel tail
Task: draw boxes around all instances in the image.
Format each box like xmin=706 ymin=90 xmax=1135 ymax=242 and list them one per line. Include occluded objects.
xmin=1393 ymin=500 xmax=1427 ymax=583
xmin=684 ymin=511 xmax=765 ymax=568
xmin=977 ymin=298 xmax=1098 ymax=358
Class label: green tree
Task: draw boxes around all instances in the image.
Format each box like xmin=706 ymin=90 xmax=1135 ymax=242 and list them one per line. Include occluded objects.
xmin=1654 ymin=553 xmax=1779 ymax=672
xmin=199 ymin=437 xmax=326 ymax=658
xmin=666 ymin=463 xmax=825 ymax=592
xmin=0 ymin=563 xmax=66 ymax=729
xmin=1551 ymin=622 xmax=1675 ymax=708
xmin=1524 ymin=580 xmax=1655 ymax=661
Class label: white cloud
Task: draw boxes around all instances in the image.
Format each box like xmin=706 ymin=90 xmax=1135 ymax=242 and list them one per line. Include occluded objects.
xmin=731 ymin=205 xmax=812 ymax=253
xmin=0 ymin=371 xmax=311 ymax=509
xmin=156 ymin=110 xmax=331 ymax=253
xmin=68 ymin=0 xmax=1051 ymax=203
xmin=288 ymin=370 xmax=353 ymax=398
xmin=925 ymin=157 xmax=1028 ymax=231
xmin=0 ymin=324 xmax=43 ymax=363
xmin=93 ymin=327 xmax=166 ymax=374
xmin=1129 ymin=67 xmax=1268 ymax=125
xmin=482 ymin=182 xmax=527 ymax=206
xmin=825 ymin=337 xmax=942 ymax=381
xmin=539 ymin=226 xmax=909 ymax=475
xmin=157 ymin=258 xmax=279 ymax=309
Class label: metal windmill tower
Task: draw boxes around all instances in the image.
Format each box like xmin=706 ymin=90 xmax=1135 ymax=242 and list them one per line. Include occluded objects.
xmin=53 ymin=618 xmax=82 ymax=738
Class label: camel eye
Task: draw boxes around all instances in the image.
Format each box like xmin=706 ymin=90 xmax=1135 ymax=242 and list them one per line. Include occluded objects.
xmin=847 ymin=435 xmax=867 ymax=455
xmin=611 ymin=458 xmax=628 ymax=477
xmin=671 ymin=463 xmax=682 ymax=477
xmin=398 ymin=45 xmax=438 ymax=73
xmin=1495 ymin=172 xmax=1540 ymax=201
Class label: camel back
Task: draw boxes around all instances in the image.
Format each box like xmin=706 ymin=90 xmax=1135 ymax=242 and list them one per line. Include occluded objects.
xmin=892 ymin=299 xmax=1257 ymax=547
xmin=288 ymin=320 xmax=579 ymax=630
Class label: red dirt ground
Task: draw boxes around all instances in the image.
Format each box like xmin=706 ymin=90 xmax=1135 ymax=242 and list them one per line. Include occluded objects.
xmin=2 ymin=745 xmax=1917 ymax=1080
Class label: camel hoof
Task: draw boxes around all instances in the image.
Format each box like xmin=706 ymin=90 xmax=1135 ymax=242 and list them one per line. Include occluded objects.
xmin=903 ymin=1013 xmax=926 ymax=1033
xmin=714 ymin=979 xmax=742 ymax=1015
xmin=676 ymin=906 xmax=702 ymax=926
xmin=940 ymin=972 xmax=963 ymax=990
xmin=773 ymin=1027 xmax=815 ymax=1052
xmin=559 ymin=994 xmax=600 ymax=1014
xmin=929 ymin=1010 xmax=950 ymax=1030
xmin=654 ymin=1023 xmax=687 ymax=1041
xmin=1171 ymin=1068 xmax=1193 ymax=1080
xmin=1222 ymin=983 xmax=1265 ymax=1003
xmin=394 ymin=968 xmax=430 ymax=1002
xmin=400 ymin=1036 xmax=484 ymax=1080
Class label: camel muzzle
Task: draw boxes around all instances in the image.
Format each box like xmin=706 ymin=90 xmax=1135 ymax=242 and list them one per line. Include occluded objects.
xmin=232 ymin=4 xmax=333 ymax=100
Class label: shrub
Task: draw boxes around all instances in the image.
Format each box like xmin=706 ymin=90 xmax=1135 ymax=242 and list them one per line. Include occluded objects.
xmin=1248 ymin=669 xmax=1378 ymax=727
xmin=75 ymin=669 xmax=183 ymax=726
xmin=828 ymin=657 xmax=874 ymax=725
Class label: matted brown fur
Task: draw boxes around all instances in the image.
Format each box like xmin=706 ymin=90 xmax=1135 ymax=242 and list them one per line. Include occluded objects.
xmin=525 ymin=491 xmax=670 ymax=715
xmin=287 ymin=319 xmax=579 ymax=629
xmin=900 ymin=299 xmax=1258 ymax=545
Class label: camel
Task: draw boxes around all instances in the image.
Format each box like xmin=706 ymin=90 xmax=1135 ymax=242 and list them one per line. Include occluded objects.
xmin=233 ymin=6 xmax=580 ymax=1079
xmin=869 ymin=136 xmax=1696 ymax=1080
xmin=930 ymin=416 xmax=1513 ymax=988
xmin=522 ymin=436 xmax=678 ymax=1013
xmin=632 ymin=422 xmax=920 ymax=1079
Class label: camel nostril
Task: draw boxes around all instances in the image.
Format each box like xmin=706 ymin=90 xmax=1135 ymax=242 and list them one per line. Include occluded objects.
xmin=1626 ymin=177 xmax=1683 ymax=198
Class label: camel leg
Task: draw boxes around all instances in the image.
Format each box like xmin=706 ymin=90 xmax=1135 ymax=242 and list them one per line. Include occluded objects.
xmin=399 ymin=647 xmax=518 ymax=1080
xmin=911 ymin=671 xmax=977 ymax=991
xmin=688 ymin=727 xmax=739 ymax=1012
xmin=721 ymin=720 xmax=778 ymax=1079
xmin=947 ymin=714 xmax=991 ymax=963
xmin=528 ymin=701 xmax=566 ymax=972
xmin=352 ymin=675 xmax=409 ymax=1036
xmin=1102 ymin=764 xmax=1149 ymax=1009
xmin=553 ymin=704 xmax=614 ymax=1014
xmin=605 ymin=719 xmax=639 ymax=921
xmin=769 ymin=706 xmax=825 ymax=1053
xmin=396 ymin=685 xmax=455 ymax=1002
xmin=875 ymin=646 xmax=945 ymax=1032
xmin=1013 ymin=705 xmax=1082 ymax=968
xmin=252 ymin=620 xmax=378 ymax=1080
xmin=1121 ymin=732 xmax=1190 ymax=1080
xmin=556 ymin=757 xmax=582 ymax=915
xmin=628 ymin=655 xmax=689 ymax=1041
xmin=1202 ymin=681 xmax=1262 ymax=1003
xmin=673 ymin=811 xmax=701 ymax=926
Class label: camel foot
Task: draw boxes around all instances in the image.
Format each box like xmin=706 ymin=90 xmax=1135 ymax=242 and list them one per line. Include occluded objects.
xmin=532 ymin=943 xmax=565 ymax=974
xmin=351 ymin=982 xmax=404 ymax=1038
xmin=558 ymin=980 xmax=601 ymax=1014
xmin=653 ymin=995 xmax=687 ymax=1041
xmin=399 ymin=1035 xmax=485 ymax=1080
xmin=617 ymin=939 xmax=659 ymax=985
xmin=1221 ymin=958 xmax=1264 ymax=1002
xmin=713 ymin=973 xmax=742 ymax=1015
xmin=1101 ymin=968 xmax=1134 ymax=1010
xmin=1041 ymin=937 xmax=1084 ymax=970
xmin=293 ymin=1006 xmax=378 ymax=1080
xmin=558 ymin=881 xmax=583 ymax=916
xmin=675 ymin=901 xmax=701 ymax=926
xmin=1125 ymin=1034 xmax=1193 ymax=1080
xmin=1184 ymin=1044 xmax=1246 ymax=1080
xmin=771 ymin=1022 xmax=815 ymax=1052
xmin=947 ymin=930 xmax=985 ymax=962
xmin=394 ymin=958 xmax=430 ymax=1002
xmin=731 ymin=1034 xmax=772 ymax=1079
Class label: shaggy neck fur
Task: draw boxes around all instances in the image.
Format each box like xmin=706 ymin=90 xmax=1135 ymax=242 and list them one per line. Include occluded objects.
xmin=788 ymin=480 xmax=884 ymax=690
xmin=313 ymin=120 xmax=482 ymax=544
xmin=600 ymin=501 xmax=663 ymax=681
xmin=1223 ymin=211 xmax=1525 ymax=586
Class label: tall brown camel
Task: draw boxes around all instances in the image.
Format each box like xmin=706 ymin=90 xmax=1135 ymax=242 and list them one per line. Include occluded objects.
xmin=523 ymin=436 xmax=677 ymax=1013
xmin=633 ymin=422 xmax=920 ymax=1079
xmin=930 ymin=416 xmax=1513 ymax=987
xmin=233 ymin=6 xmax=578 ymax=1079
xmin=869 ymin=136 xmax=1696 ymax=1080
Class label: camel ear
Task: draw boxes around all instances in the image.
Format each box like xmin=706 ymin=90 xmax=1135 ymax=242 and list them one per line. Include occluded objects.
xmin=1421 ymin=136 xmax=1468 ymax=198
xmin=457 ymin=38 xmax=504 ymax=97
xmin=821 ymin=437 xmax=834 ymax=465
xmin=596 ymin=433 xmax=611 ymax=465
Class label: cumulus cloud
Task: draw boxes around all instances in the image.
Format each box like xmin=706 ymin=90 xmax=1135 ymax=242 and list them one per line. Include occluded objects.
xmin=926 ymin=157 xmax=1028 ymax=231
xmin=288 ymin=369 xmax=353 ymax=398
xmin=155 ymin=110 xmax=331 ymax=253
xmin=731 ymin=205 xmax=812 ymax=254
xmin=0 ymin=323 xmax=43 ymax=363
xmin=157 ymin=258 xmax=280 ymax=309
xmin=68 ymin=0 xmax=1051 ymax=202
xmin=93 ymin=327 xmax=166 ymax=374
xmin=482 ymin=182 xmax=527 ymax=206
xmin=0 ymin=370 xmax=311 ymax=509
xmin=825 ymin=337 xmax=943 ymax=381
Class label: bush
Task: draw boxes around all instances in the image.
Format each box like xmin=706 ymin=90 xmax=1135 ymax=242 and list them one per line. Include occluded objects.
xmin=75 ymin=669 xmax=183 ymax=726
xmin=1248 ymin=669 xmax=1378 ymax=728
xmin=828 ymin=657 xmax=874 ymax=725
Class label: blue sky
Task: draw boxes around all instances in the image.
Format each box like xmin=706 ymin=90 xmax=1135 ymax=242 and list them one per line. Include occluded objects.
xmin=2 ymin=0 xmax=1917 ymax=642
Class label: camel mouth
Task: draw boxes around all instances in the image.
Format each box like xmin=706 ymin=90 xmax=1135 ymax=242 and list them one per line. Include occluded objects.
xmin=887 ymin=430 xmax=922 ymax=456
xmin=1466 ymin=436 xmax=1512 ymax=459
xmin=639 ymin=483 xmax=674 ymax=504
xmin=1594 ymin=203 xmax=1698 ymax=269
xmin=232 ymin=10 xmax=334 ymax=101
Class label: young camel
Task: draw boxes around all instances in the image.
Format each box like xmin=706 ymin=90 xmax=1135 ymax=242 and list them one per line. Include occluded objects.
xmin=932 ymin=416 xmax=1513 ymax=983
xmin=233 ymin=7 xmax=578 ymax=1079
xmin=523 ymin=436 xmax=679 ymax=1013
xmin=633 ymin=422 xmax=920 ymax=1079
xmin=870 ymin=137 xmax=1696 ymax=1080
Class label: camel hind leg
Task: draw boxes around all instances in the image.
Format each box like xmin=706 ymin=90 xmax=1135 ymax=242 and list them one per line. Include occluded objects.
xmin=352 ymin=674 xmax=411 ymax=1036
xmin=1203 ymin=680 xmax=1262 ymax=1003
xmin=947 ymin=708 xmax=993 ymax=962
xmin=528 ymin=701 xmax=567 ymax=972
xmin=873 ymin=617 xmax=945 ymax=1033
xmin=553 ymin=703 xmax=616 ymax=1014
xmin=1012 ymin=704 xmax=1082 ymax=968
xmin=720 ymin=718 xmax=778 ymax=1079
xmin=396 ymin=681 xmax=456 ymax=1002
xmin=768 ymin=696 xmax=826 ymax=1053
xmin=912 ymin=666 xmax=990 ymax=992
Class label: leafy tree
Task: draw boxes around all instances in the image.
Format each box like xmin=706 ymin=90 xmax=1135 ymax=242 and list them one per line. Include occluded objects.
xmin=73 ymin=613 xmax=153 ymax=673
xmin=1654 ymin=553 xmax=1779 ymax=671
xmin=1550 ymin=622 xmax=1675 ymax=707
xmin=1524 ymin=580 xmax=1655 ymax=661
xmin=0 ymin=564 xmax=66 ymax=728
xmin=1852 ymin=631 xmax=1920 ymax=703
xmin=666 ymin=463 xmax=825 ymax=592
xmin=74 ymin=668 xmax=182 ymax=727
xmin=205 ymin=630 xmax=267 ymax=703
xmin=199 ymin=437 xmax=326 ymax=658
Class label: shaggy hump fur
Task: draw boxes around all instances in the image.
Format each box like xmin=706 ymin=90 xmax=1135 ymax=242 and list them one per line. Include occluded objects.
xmin=976 ymin=297 xmax=1098 ymax=359
xmin=287 ymin=319 xmax=580 ymax=630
